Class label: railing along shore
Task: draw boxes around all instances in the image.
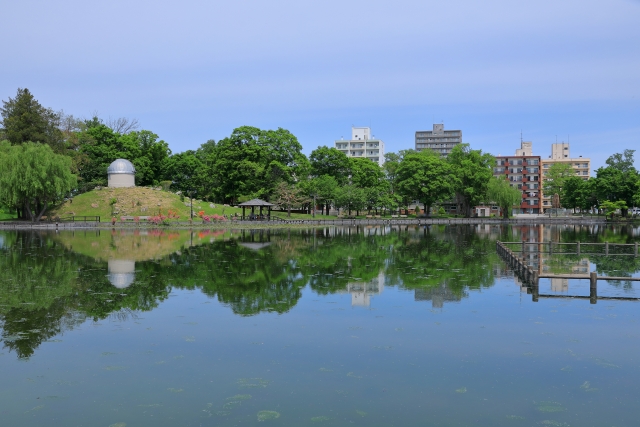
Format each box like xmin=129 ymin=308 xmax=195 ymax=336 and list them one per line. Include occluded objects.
xmin=0 ymin=215 xmax=614 ymax=230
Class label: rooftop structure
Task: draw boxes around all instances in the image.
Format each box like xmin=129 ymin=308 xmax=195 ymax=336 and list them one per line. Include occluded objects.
xmin=493 ymin=142 xmax=542 ymax=215
xmin=541 ymin=143 xmax=591 ymax=212
xmin=334 ymin=127 xmax=384 ymax=166
xmin=415 ymin=124 xmax=462 ymax=157
xmin=107 ymin=159 xmax=136 ymax=188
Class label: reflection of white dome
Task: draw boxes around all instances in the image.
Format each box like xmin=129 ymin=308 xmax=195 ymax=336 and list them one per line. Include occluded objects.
xmin=107 ymin=159 xmax=136 ymax=174
xmin=108 ymin=260 xmax=135 ymax=289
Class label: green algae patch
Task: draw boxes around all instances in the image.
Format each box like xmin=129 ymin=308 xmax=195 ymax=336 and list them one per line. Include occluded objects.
xmin=580 ymin=381 xmax=598 ymax=392
xmin=505 ymin=415 xmax=524 ymax=420
xmin=356 ymin=410 xmax=367 ymax=417
xmin=536 ymin=401 xmax=566 ymax=413
xmin=455 ymin=387 xmax=467 ymax=393
xmin=227 ymin=394 xmax=252 ymax=400
xmin=238 ymin=378 xmax=270 ymax=388
xmin=257 ymin=410 xmax=280 ymax=421
xmin=109 ymin=423 xmax=127 ymax=427
xmin=311 ymin=416 xmax=330 ymax=421
xmin=167 ymin=388 xmax=184 ymax=393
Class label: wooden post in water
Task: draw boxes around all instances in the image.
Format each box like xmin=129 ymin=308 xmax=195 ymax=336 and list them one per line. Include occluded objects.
xmin=605 ymin=241 xmax=609 ymax=256
xmin=590 ymin=272 xmax=597 ymax=305
xmin=635 ymin=242 xmax=638 ymax=257
xmin=577 ymin=241 xmax=580 ymax=256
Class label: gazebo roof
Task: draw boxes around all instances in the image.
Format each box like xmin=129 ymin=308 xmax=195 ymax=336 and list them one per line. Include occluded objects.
xmin=237 ymin=198 xmax=274 ymax=207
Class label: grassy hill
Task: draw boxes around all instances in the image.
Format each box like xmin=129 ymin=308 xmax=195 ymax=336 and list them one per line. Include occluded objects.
xmin=51 ymin=187 xmax=244 ymax=222
xmin=50 ymin=187 xmax=335 ymax=222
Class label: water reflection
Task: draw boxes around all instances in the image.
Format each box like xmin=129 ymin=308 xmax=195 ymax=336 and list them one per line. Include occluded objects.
xmin=1 ymin=224 xmax=639 ymax=359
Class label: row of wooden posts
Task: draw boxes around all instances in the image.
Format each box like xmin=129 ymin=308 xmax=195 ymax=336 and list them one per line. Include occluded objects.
xmin=496 ymin=240 xmax=640 ymax=304
xmin=505 ymin=240 xmax=639 ymax=257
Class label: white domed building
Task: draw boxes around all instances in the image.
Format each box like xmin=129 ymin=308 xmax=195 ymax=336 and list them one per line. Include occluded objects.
xmin=107 ymin=159 xmax=136 ymax=188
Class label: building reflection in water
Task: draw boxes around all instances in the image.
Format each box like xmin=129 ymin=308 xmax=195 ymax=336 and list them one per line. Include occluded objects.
xmin=414 ymin=282 xmax=467 ymax=308
xmin=339 ymin=271 xmax=385 ymax=306
xmin=107 ymin=259 xmax=136 ymax=289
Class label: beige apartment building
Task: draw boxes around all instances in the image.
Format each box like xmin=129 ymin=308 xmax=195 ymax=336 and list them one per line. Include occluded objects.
xmin=335 ymin=126 xmax=384 ymax=166
xmin=415 ymin=124 xmax=462 ymax=157
xmin=541 ymin=143 xmax=590 ymax=212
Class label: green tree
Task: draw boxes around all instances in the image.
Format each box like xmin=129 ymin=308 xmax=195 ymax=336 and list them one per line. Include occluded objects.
xmin=595 ymin=165 xmax=639 ymax=217
xmin=272 ymin=182 xmax=307 ymax=217
xmin=164 ymin=151 xmax=204 ymax=195
xmin=487 ymin=176 xmax=522 ymax=219
xmin=447 ymin=144 xmax=495 ymax=217
xmin=77 ymin=122 xmax=171 ymax=190
xmin=0 ymin=88 xmax=64 ymax=153
xmin=208 ymin=126 xmax=307 ymax=203
xmin=543 ymin=162 xmax=576 ymax=203
xmin=605 ymin=149 xmax=636 ymax=173
xmin=307 ymin=175 xmax=338 ymax=215
xmin=396 ymin=150 xmax=453 ymax=216
xmin=309 ymin=146 xmax=351 ymax=185
xmin=562 ymin=176 xmax=586 ymax=212
xmin=335 ymin=185 xmax=366 ymax=216
xmin=0 ymin=142 xmax=77 ymax=221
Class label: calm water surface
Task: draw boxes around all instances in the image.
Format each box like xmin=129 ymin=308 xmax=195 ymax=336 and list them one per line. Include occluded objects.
xmin=1 ymin=225 xmax=640 ymax=426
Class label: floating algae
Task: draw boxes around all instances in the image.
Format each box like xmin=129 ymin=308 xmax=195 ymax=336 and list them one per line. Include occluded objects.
xmin=103 ymin=366 xmax=126 ymax=371
xmin=24 ymin=405 xmax=44 ymax=413
xmin=311 ymin=416 xmax=331 ymax=422
xmin=580 ymin=381 xmax=598 ymax=392
xmin=319 ymin=368 xmax=333 ymax=372
xmin=138 ymin=404 xmax=161 ymax=407
xmin=455 ymin=387 xmax=467 ymax=394
xmin=184 ymin=336 xmax=196 ymax=342
xmin=238 ymin=378 xmax=270 ymax=388
xmin=560 ymin=366 xmax=572 ymax=372
xmin=101 ymin=352 xmax=117 ymax=356
xmin=347 ymin=372 xmax=362 ymax=379
xmin=109 ymin=423 xmax=127 ymax=427
xmin=593 ymin=357 xmax=620 ymax=369
xmin=505 ymin=415 xmax=525 ymax=420
xmin=257 ymin=410 xmax=280 ymax=421
xmin=227 ymin=394 xmax=252 ymax=400
xmin=215 ymin=410 xmax=231 ymax=416
xmin=167 ymin=388 xmax=184 ymax=393
xmin=355 ymin=410 xmax=367 ymax=417
xmin=223 ymin=401 xmax=242 ymax=409
xmin=536 ymin=401 xmax=566 ymax=413
xmin=539 ymin=421 xmax=569 ymax=426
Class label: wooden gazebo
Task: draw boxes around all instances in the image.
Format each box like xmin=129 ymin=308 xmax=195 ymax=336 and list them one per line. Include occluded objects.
xmin=237 ymin=199 xmax=274 ymax=220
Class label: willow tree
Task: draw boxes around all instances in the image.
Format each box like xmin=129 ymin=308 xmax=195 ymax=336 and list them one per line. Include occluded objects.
xmin=487 ymin=176 xmax=522 ymax=219
xmin=0 ymin=142 xmax=77 ymax=221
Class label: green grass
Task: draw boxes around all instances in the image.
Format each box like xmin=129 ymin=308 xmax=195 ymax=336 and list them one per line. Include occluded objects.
xmin=0 ymin=208 xmax=17 ymax=221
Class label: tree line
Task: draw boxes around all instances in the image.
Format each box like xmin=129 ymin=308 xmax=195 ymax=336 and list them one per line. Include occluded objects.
xmin=0 ymin=88 xmax=637 ymax=220
xmin=544 ymin=149 xmax=640 ymax=217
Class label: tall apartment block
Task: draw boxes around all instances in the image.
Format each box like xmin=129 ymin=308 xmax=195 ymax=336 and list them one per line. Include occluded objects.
xmin=493 ymin=142 xmax=542 ymax=214
xmin=335 ymin=127 xmax=384 ymax=166
xmin=540 ymin=143 xmax=590 ymax=212
xmin=415 ymin=124 xmax=462 ymax=157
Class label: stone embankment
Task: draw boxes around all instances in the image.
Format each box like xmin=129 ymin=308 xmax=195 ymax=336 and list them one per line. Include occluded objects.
xmin=0 ymin=216 xmax=611 ymax=230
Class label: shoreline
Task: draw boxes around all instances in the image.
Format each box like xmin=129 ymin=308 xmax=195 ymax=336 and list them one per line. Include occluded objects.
xmin=0 ymin=216 xmax=623 ymax=230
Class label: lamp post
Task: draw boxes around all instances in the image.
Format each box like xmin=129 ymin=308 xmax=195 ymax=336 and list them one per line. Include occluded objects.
xmin=189 ymin=190 xmax=194 ymax=219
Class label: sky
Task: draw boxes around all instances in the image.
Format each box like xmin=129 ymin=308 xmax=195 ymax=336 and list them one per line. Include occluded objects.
xmin=2 ymin=0 xmax=639 ymax=171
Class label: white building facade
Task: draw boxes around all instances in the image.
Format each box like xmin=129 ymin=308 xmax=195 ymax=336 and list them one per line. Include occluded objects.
xmin=334 ymin=127 xmax=384 ymax=166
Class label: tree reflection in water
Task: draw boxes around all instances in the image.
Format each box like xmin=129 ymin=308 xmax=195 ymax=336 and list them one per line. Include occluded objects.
xmin=2 ymin=224 xmax=636 ymax=358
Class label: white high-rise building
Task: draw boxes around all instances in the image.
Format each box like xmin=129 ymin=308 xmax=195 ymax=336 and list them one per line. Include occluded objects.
xmin=334 ymin=127 xmax=384 ymax=166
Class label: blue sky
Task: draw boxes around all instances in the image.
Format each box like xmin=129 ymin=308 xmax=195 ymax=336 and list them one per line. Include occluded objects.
xmin=2 ymin=0 xmax=639 ymax=170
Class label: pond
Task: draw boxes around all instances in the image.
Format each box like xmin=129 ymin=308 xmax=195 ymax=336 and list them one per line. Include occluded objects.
xmin=1 ymin=224 xmax=640 ymax=426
